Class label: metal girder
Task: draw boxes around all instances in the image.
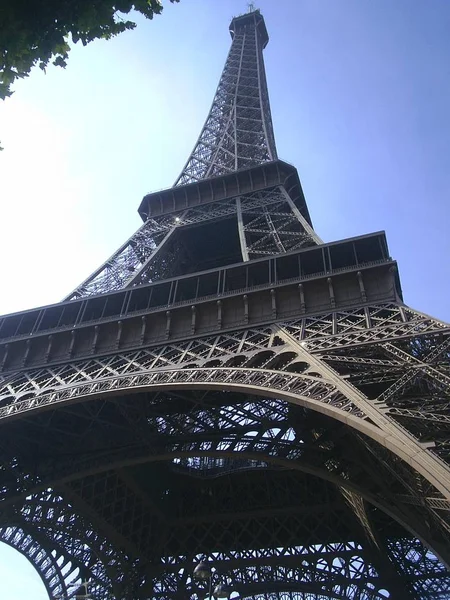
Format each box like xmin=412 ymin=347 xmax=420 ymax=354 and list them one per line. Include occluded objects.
xmin=0 ymin=302 xmax=450 ymax=597
xmin=0 ymin=524 xmax=71 ymax=598
xmin=64 ymin=183 xmax=319 ymax=300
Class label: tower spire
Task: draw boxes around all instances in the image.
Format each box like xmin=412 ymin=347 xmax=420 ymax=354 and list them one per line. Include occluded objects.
xmin=174 ymin=10 xmax=277 ymax=186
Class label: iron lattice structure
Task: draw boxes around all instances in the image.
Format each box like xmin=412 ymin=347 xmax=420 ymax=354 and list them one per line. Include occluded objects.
xmin=1 ymin=9 xmax=450 ymax=600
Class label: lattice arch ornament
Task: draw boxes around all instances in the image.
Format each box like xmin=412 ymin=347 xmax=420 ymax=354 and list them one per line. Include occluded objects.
xmin=1 ymin=7 xmax=450 ymax=600
xmin=0 ymin=302 xmax=450 ymax=597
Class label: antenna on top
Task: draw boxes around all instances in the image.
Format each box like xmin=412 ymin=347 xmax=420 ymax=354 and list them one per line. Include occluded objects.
xmin=248 ymin=2 xmax=256 ymax=12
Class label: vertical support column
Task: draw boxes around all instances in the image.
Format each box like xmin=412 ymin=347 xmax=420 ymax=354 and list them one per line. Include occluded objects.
xmin=342 ymin=489 xmax=418 ymax=599
xmin=279 ymin=186 xmax=323 ymax=244
xmin=124 ymin=225 xmax=179 ymax=288
xmin=236 ymin=196 xmax=249 ymax=262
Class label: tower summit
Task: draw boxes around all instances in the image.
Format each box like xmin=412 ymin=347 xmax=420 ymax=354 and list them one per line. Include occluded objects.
xmin=175 ymin=9 xmax=275 ymax=186
xmin=0 ymin=9 xmax=450 ymax=600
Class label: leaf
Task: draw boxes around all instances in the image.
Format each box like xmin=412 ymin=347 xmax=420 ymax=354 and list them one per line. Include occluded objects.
xmin=53 ymin=56 xmax=67 ymax=68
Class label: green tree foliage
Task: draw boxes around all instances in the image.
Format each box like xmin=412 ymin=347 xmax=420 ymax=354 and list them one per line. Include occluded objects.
xmin=0 ymin=0 xmax=179 ymax=100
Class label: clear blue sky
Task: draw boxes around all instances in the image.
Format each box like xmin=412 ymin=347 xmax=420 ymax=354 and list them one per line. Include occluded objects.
xmin=1 ymin=0 xmax=450 ymax=596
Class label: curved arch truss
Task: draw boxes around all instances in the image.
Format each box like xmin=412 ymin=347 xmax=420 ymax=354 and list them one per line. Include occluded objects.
xmin=0 ymin=302 xmax=450 ymax=598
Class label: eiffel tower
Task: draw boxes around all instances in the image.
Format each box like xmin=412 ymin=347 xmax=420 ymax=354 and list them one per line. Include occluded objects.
xmin=1 ymin=8 xmax=450 ymax=600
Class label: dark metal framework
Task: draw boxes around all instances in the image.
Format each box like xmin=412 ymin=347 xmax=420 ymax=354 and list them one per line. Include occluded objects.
xmin=1 ymin=8 xmax=450 ymax=600
xmin=174 ymin=11 xmax=277 ymax=185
